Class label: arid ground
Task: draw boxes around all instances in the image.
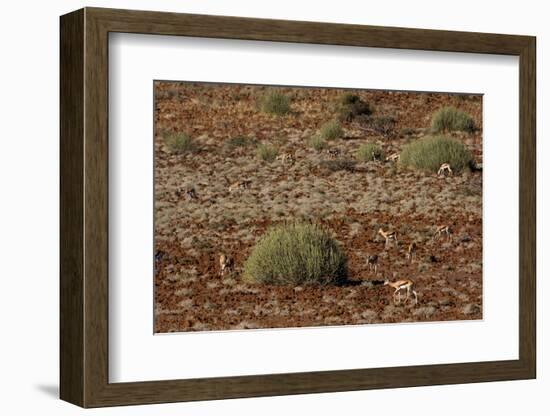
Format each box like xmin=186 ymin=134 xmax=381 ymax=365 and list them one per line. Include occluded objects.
xmin=154 ymin=82 xmax=483 ymax=333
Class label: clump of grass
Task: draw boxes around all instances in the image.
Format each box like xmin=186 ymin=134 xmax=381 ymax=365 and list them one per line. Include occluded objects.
xmin=309 ymin=136 xmax=327 ymax=151
xmin=257 ymin=143 xmax=278 ymax=162
xmin=320 ymin=158 xmax=357 ymax=173
xmin=225 ymin=135 xmax=255 ymax=149
xmin=431 ymin=107 xmax=475 ymax=133
xmin=335 ymin=93 xmax=372 ymax=122
xmin=399 ymin=136 xmax=473 ymax=173
xmin=319 ymin=120 xmax=344 ymax=140
xmin=243 ymin=222 xmax=348 ymax=285
xmin=259 ymin=90 xmax=291 ymax=116
xmin=356 ymin=143 xmax=384 ymax=162
xmin=164 ymin=133 xmax=196 ymax=154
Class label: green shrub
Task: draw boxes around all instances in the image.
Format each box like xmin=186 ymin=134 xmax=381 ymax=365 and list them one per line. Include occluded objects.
xmin=243 ymin=222 xmax=348 ymax=285
xmin=225 ymin=135 xmax=255 ymax=149
xmin=335 ymin=93 xmax=372 ymax=122
xmin=259 ymin=90 xmax=291 ymax=115
xmin=320 ymin=158 xmax=357 ymax=173
xmin=257 ymin=143 xmax=278 ymax=162
xmin=356 ymin=143 xmax=384 ymax=162
xmin=164 ymin=133 xmax=196 ymax=154
xmin=431 ymin=107 xmax=475 ymax=133
xmin=399 ymin=136 xmax=473 ymax=173
xmin=319 ymin=120 xmax=344 ymax=140
xmin=309 ymin=136 xmax=327 ymax=151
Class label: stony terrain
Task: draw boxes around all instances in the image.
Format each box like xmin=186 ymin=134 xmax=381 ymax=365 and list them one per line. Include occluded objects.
xmin=154 ymin=82 xmax=483 ymax=333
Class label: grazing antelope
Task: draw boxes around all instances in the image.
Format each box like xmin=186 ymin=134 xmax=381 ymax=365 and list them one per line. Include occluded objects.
xmin=434 ymin=225 xmax=451 ymax=241
xmin=366 ymin=255 xmax=379 ymax=273
xmin=437 ymin=163 xmax=453 ymax=176
xmin=326 ymin=148 xmax=341 ymax=158
xmin=378 ymin=228 xmax=398 ymax=248
xmin=386 ymin=153 xmax=400 ymax=163
xmin=406 ymin=242 xmax=417 ymax=263
xmin=228 ymin=180 xmax=251 ymax=193
xmin=384 ymin=278 xmax=418 ymax=305
xmin=219 ymin=254 xmax=234 ymax=276
xmin=276 ymin=152 xmax=295 ymax=164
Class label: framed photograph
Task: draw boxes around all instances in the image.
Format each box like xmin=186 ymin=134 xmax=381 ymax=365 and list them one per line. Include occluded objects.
xmin=60 ymin=7 xmax=536 ymax=408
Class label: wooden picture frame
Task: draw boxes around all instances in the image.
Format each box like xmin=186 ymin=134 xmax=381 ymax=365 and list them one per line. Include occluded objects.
xmin=60 ymin=7 xmax=536 ymax=408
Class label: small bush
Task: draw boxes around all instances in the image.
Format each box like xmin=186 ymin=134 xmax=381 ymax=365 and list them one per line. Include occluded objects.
xmin=431 ymin=107 xmax=475 ymax=133
xmin=259 ymin=90 xmax=291 ymax=116
xmin=357 ymin=114 xmax=396 ymax=137
xmin=335 ymin=93 xmax=372 ymax=122
xmin=320 ymin=158 xmax=357 ymax=173
xmin=164 ymin=133 xmax=196 ymax=154
xmin=309 ymin=136 xmax=327 ymax=151
xmin=257 ymin=143 xmax=278 ymax=162
xmin=356 ymin=143 xmax=384 ymax=162
xmin=319 ymin=120 xmax=344 ymax=140
xmin=243 ymin=222 xmax=348 ymax=285
xmin=399 ymin=136 xmax=473 ymax=173
xmin=225 ymin=135 xmax=255 ymax=149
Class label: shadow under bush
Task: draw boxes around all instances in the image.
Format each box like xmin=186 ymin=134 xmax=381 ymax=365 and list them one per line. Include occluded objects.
xmin=243 ymin=222 xmax=348 ymax=285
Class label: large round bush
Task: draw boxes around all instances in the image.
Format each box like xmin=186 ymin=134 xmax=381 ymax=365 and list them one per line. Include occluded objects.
xmin=400 ymin=136 xmax=473 ymax=173
xmin=243 ymin=223 xmax=348 ymax=285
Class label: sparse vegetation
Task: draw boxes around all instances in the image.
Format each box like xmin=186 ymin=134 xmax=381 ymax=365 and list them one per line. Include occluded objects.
xmin=320 ymin=158 xmax=357 ymax=172
xmin=164 ymin=133 xmax=196 ymax=154
xmin=356 ymin=143 xmax=384 ymax=162
xmin=399 ymin=136 xmax=473 ymax=173
xmin=243 ymin=222 xmax=348 ymax=285
xmin=309 ymin=136 xmax=327 ymax=151
xmin=357 ymin=114 xmax=396 ymax=137
xmin=319 ymin=120 xmax=344 ymax=140
xmin=259 ymin=90 xmax=291 ymax=116
xmin=225 ymin=135 xmax=255 ymax=149
xmin=335 ymin=93 xmax=372 ymax=122
xmin=257 ymin=143 xmax=278 ymax=162
xmin=431 ymin=107 xmax=475 ymax=133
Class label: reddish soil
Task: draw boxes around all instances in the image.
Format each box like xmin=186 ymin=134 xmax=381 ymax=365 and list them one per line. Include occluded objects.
xmin=154 ymin=82 xmax=483 ymax=333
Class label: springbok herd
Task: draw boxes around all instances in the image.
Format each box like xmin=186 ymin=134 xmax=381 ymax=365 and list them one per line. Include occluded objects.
xmin=185 ymin=143 xmax=458 ymax=308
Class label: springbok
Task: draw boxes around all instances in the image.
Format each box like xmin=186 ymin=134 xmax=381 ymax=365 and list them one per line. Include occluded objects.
xmin=366 ymin=255 xmax=379 ymax=273
xmin=437 ymin=163 xmax=453 ymax=176
xmin=219 ymin=254 xmax=234 ymax=276
xmin=228 ymin=180 xmax=251 ymax=193
xmin=406 ymin=242 xmax=417 ymax=263
xmin=434 ymin=225 xmax=451 ymax=241
xmin=384 ymin=278 xmax=418 ymax=305
xmin=326 ymin=148 xmax=341 ymax=158
xmin=276 ymin=152 xmax=295 ymax=164
xmin=386 ymin=153 xmax=400 ymax=163
xmin=378 ymin=228 xmax=398 ymax=248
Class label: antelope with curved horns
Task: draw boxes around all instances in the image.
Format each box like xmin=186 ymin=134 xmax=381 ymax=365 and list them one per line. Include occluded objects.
xmin=384 ymin=278 xmax=418 ymax=305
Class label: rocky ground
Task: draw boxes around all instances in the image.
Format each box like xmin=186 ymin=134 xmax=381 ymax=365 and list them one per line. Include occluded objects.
xmin=153 ymin=82 xmax=483 ymax=333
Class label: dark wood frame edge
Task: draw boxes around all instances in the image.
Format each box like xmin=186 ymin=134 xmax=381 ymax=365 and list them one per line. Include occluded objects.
xmin=60 ymin=7 xmax=536 ymax=408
